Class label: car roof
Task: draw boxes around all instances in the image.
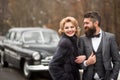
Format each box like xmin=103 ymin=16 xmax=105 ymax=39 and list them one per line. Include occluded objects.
xmin=9 ymin=27 xmax=56 ymax=32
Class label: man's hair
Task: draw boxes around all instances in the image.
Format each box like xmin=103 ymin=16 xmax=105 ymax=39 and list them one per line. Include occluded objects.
xmin=84 ymin=11 xmax=101 ymax=26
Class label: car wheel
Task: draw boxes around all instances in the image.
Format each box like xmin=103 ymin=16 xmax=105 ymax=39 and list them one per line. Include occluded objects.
xmin=23 ymin=61 xmax=31 ymax=78
xmin=0 ymin=51 xmax=8 ymax=67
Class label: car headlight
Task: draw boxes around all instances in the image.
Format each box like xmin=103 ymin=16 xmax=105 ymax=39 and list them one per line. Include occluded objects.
xmin=32 ymin=52 xmax=40 ymax=60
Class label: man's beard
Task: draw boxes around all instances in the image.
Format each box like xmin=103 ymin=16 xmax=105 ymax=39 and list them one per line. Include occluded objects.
xmin=85 ymin=26 xmax=96 ymax=38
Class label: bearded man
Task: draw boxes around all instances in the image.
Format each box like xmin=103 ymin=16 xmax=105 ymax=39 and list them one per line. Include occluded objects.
xmin=75 ymin=11 xmax=120 ymax=80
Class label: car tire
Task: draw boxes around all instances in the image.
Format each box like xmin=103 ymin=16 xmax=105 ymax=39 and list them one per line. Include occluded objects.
xmin=0 ymin=51 xmax=8 ymax=67
xmin=23 ymin=61 xmax=31 ymax=79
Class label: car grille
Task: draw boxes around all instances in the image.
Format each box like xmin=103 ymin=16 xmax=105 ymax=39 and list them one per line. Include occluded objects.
xmin=41 ymin=56 xmax=53 ymax=66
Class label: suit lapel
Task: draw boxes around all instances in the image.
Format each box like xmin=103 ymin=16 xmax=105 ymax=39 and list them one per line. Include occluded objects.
xmin=86 ymin=37 xmax=93 ymax=56
xmin=102 ymin=31 xmax=106 ymax=56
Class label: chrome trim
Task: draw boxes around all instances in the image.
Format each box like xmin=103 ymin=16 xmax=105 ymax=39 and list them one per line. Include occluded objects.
xmin=27 ymin=56 xmax=53 ymax=71
xmin=27 ymin=64 xmax=49 ymax=71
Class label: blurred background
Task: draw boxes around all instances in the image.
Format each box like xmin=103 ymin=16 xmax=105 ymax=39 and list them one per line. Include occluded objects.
xmin=0 ymin=0 xmax=120 ymax=47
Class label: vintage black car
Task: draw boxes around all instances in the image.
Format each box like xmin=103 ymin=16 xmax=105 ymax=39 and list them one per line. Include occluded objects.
xmin=0 ymin=27 xmax=59 ymax=78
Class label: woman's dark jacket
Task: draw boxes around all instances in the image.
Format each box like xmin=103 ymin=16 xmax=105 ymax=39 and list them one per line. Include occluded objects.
xmin=49 ymin=34 xmax=81 ymax=80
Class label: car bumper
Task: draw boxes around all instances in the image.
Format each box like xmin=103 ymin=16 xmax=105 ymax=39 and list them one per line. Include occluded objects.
xmin=27 ymin=64 xmax=49 ymax=71
xmin=27 ymin=56 xmax=53 ymax=71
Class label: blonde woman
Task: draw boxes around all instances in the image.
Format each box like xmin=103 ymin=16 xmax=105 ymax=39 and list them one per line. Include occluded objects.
xmin=49 ymin=16 xmax=86 ymax=80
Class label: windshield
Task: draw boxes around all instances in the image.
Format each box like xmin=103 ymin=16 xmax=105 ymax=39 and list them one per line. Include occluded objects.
xmin=22 ymin=31 xmax=59 ymax=44
xmin=22 ymin=31 xmax=42 ymax=43
xmin=42 ymin=31 xmax=59 ymax=44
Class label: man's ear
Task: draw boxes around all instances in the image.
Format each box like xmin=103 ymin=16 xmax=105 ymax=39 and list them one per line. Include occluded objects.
xmin=94 ymin=21 xmax=99 ymax=26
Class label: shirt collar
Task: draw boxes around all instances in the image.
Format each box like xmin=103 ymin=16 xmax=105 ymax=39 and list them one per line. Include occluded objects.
xmin=92 ymin=29 xmax=102 ymax=38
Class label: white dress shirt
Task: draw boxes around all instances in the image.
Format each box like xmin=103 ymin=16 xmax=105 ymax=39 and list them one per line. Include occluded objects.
xmin=92 ymin=29 xmax=102 ymax=52
xmin=92 ymin=29 xmax=102 ymax=80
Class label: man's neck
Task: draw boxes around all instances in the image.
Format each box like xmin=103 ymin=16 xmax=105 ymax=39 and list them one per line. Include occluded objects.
xmin=95 ymin=27 xmax=101 ymax=35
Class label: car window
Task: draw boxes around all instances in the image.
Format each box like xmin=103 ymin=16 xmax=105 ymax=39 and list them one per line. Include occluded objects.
xmin=22 ymin=31 xmax=42 ymax=43
xmin=6 ymin=32 xmax=10 ymax=39
xmin=14 ymin=32 xmax=21 ymax=41
xmin=9 ymin=32 xmax=16 ymax=40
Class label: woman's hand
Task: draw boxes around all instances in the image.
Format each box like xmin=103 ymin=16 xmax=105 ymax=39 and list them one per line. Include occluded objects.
xmin=75 ymin=55 xmax=86 ymax=64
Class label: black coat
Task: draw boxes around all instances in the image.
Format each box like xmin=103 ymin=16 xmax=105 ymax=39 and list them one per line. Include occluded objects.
xmin=49 ymin=34 xmax=81 ymax=80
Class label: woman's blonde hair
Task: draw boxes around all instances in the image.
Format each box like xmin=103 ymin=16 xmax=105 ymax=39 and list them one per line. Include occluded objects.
xmin=58 ymin=16 xmax=81 ymax=37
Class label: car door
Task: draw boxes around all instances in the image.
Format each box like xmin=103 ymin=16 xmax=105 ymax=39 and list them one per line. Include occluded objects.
xmin=4 ymin=31 xmax=20 ymax=67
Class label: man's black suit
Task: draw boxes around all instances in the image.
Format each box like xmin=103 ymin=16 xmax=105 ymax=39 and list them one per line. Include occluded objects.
xmin=79 ymin=31 xmax=120 ymax=80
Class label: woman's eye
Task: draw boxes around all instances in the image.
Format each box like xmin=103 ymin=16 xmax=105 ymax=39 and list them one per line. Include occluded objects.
xmin=71 ymin=26 xmax=75 ymax=28
xmin=64 ymin=26 xmax=69 ymax=29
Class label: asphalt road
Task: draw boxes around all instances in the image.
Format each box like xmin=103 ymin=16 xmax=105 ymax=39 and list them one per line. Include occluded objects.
xmin=0 ymin=65 xmax=119 ymax=80
xmin=0 ymin=65 xmax=52 ymax=80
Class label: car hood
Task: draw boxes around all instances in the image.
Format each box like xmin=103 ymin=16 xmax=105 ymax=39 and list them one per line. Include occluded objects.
xmin=23 ymin=43 xmax=57 ymax=58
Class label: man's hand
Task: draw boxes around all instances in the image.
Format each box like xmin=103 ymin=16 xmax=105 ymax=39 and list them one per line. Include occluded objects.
xmin=86 ymin=52 xmax=96 ymax=66
xmin=75 ymin=55 xmax=86 ymax=64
